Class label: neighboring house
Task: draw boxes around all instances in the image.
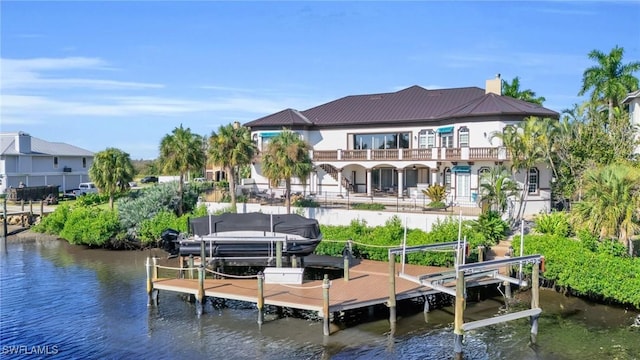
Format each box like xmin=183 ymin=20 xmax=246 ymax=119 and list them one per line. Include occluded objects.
xmin=0 ymin=131 xmax=94 ymax=194
xmin=623 ymin=89 xmax=640 ymax=155
xmin=243 ymin=76 xmax=560 ymax=216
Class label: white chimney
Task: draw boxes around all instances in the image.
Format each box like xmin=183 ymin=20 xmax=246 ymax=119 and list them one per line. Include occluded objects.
xmin=485 ymin=74 xmax=502 ymax=95
xmin=15 ymin=132 xmax=32 ymax=153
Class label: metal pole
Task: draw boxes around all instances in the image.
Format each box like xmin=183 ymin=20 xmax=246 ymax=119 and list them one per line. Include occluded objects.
xmin=519 ymin=221 xmax=524 ymax=283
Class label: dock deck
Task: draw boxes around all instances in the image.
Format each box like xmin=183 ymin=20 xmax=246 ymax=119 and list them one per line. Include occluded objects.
xmin=152 ymin=258 xmax=497 ymax=315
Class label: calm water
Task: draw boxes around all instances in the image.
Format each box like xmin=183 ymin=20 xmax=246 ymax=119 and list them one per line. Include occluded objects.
xmin=1 ymin=238 xmax=639 ymax=360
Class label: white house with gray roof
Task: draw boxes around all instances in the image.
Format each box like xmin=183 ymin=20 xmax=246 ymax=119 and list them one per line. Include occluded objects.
xmin=0 ymin=131 xmax=94 ymax=194
xmin=623 ymin=90 xmax=640 ymax=155
xmin=244 ymin=76 xmax=560 ymax=216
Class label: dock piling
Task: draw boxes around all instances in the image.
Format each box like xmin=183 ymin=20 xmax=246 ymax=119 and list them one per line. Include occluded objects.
xmin=388 ymin=250 xmax=397 ymax=331
xmin=276 ymin=241 xmax=282 ymax=268
xmin=322 ymin=274 xmax=330 ymax=336
xmin=453 ymin=270 xmax=465 ymax=360
xmin=145 ymin=257 xmax=156 ymax=306
xmin=257 ymin=271 xmax=264 ymax=326
xmin=530 ymin=261 xmax=540 ymax=344
xmin=196 ymin=265 xmax=205 ymax=316
xmin=188 ymin=254 xmax=194 ymax=279
xmin=343 ymin=255 xmax=349 ymax=281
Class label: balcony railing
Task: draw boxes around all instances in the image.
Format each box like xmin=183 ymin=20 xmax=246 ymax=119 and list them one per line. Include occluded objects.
xmin=311 ymin=147 xmax=510 ymax=162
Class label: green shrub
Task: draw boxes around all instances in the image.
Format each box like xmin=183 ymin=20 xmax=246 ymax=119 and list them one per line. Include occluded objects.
xmin=116 ymin=182 xmax=200 ymax=233
xmin=59 ymin=207 xmax=120 ymax=246
xmin=32 ymin=204 xmax=71 ymax=234
xmin=293 ymin=198 xmax=319 ymax=208
xmin=513 ymin=234 xmax=640 ymax=308
xmin=471 ymin=211 xmax=509 ymax=247
xmin=422 ymin=184 xmax=447 ymax=203
xmin=426 ymin=200 xmax=447 ymax=209
xmin=352 ymin=202 xmax=386 ymax=210
xmin=534 ymin=211 xmax=572 ymax=237
xmin=74 ymin=193 xmax=111 ymax=207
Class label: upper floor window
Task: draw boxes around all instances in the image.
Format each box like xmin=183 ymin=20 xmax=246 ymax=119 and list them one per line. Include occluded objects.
xmin=353 ymin=132 xmax=410 ymax=150
xmin=53 ymin=157 xmax=58 ymax=169
xmin=438 ymin=126 xmax=454 ymax=148
xmin=82 ymin=157 xmax=87 ymax=168
xmin=458 ymin=127 xmax=469 ymax=147
xmin=528 ymin=168 xmax=539 ymax=193
xmin=418 ymin=130 xmax=435 ymax=149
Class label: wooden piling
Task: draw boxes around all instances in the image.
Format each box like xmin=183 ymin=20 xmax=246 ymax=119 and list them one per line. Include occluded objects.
xmin=453 ymin=270 xmax=465 ymax=360
xmin=40 ymin=200 xmax=44 ymax=218
xmin=388 ymin=250 xmax=397 ymax=331
xmin=152 ymin=257 xmax=158 ymax=280
xmin=146 ymin=257 xmax=155 ymax=306
xmin=477 ymin=246 xmax=484 ymax=262
xmin=292 ymin=255 xmax=298 ymax=268
xmin=276 ymin=241 xmax=283 ymax=268
xmin=188 ymin=254 xmax=194 ymax=279
xmin=257 ymin=271 xmax=264 ymax=325
xmin=1 ymin=196 xmax=7 ymax=253
xmin=322 ymin=274 xmax=330 ymax=336
xmin=196 ymin=265 xmax=205 ymax=316
xmin=343 ymin=255 xmax=349 ymax=282
xmin=530 ymin=261 xmax=540 ymax=344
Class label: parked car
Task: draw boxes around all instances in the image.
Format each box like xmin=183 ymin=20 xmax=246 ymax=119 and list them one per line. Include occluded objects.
xmin=140 ymin=176 xmax=158 ymax=183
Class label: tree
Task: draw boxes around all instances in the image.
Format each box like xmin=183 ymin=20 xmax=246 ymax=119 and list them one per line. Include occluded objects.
xmin=89 ymin=148 xmax=134 ymax=210
xmin=502 ymin=76 xmax=546 ymax=105
xmin=159 ymin=125 xmax=206 ymax=215
xmin=490 ymin=117 xmax=547 ymax=223
xmin=208 ymin=123 xmax=257 ymax=212
xmin=260 ymin=129 xmax=313 ymax=214
xmin=478 ymin=165 xmax=519 ymax=215
xmin=579 ymin=45 xmax=640 ymax=122
xmin=571 ymin=164 xmax=640 ymax=256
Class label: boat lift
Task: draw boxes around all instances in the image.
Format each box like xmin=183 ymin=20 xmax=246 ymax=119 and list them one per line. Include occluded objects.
xmin=387 ymin=240 xmax=544 ymax=360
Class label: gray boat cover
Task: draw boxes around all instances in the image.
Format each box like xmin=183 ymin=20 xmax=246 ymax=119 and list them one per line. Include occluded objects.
xmin=189 ymin=212 xmax=321 ymax=239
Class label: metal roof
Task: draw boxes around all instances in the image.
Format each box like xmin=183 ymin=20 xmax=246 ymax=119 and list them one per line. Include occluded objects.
xmin=244 ymin=85 xmax=559 ymax=129
xmin=0 ymin=132 xmax=94 ymax=156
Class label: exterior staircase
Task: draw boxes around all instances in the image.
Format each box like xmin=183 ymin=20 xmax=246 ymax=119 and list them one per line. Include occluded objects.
xmin=318 ymin=164 xmax=353 ymax=193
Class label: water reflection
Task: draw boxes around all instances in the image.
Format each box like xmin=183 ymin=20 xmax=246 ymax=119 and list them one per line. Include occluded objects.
xmin=1 ymin=239 xmax=638 ymax=360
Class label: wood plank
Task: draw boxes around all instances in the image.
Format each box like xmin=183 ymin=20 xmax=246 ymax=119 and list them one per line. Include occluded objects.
xmin=462 ymin=308 xmax=542 ymax=331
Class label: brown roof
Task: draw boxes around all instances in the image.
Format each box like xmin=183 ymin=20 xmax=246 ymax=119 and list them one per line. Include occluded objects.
xmin=244 ymin=85 xmax=559 ymax=128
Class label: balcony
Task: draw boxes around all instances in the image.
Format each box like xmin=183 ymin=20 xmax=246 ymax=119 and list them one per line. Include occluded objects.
xmin=312 ymin=147 xmax=510 ymax=162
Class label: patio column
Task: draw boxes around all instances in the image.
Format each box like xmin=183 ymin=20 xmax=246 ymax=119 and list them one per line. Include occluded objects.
xmin=337 ymin=168 xmax=343 ymax=195
xmin=397 ymin=168 xmax=404 ymax=198
xmin=431 ymin=168 xmax=439 ymax=185
xmin=366 ymin=169 xmax=372 ymax=196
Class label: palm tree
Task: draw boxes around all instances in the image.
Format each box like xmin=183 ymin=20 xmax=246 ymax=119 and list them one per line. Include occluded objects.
xmin=502 ymin=76 xmax=546 ymax=105
xmin=260 ymin=129 xmax=313 ymax=214
xmin=571 ymin=164 xmax=640 ymax=256
xmin=208 ymin=123 xmax=257 ymax=212
xmin=159 ymin=125 xmax=206 ymax=215
xmin=89 ymin=147 xmax=134 ymax=210
xmin=479 ymin=165 xmax=519 ymax=215
xmin=490 ymin=117 xmax=546 ymax=223
xmin=579 ymin=45 xmax=640 ymax=122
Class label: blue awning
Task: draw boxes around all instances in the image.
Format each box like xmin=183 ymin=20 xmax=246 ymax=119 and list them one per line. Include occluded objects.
xmin=437 ymin=126 xmax=454 ymax=133
xmin=260 ymin=132 xmax=280 ymax=139
xmin=452 ymin=165 xmax=471 ymax=173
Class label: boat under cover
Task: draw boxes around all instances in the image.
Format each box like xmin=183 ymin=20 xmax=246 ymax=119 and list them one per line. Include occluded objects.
xmin=161 ymin=212 xmax=323 ymax=258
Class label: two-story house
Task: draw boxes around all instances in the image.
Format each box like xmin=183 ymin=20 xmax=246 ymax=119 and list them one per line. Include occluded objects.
xmin=0 ymin=131 xmax=94 ymax=193
xmin=244 ymin=76 xmax=559 ymax=216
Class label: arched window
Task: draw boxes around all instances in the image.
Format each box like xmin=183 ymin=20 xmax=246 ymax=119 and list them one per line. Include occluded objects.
xmin=458 ymin=127 xmax=469 ymax=147
xmin=528 ymin=168 xmax=539 ymax=193
xmin=478 ymin=167 xmax=491 ymax=187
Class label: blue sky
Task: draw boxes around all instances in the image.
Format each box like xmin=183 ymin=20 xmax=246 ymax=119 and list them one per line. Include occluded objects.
xmin=2 ymin=1 xmax=639 ymax=160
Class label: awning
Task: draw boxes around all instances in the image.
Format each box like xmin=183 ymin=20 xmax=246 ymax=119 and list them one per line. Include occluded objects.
xmin=452 ymin=165 xmax=471 ymax=173
xmin=260 ymin=132 xmax=280 ymax=138
xmin=437 ymin=126 xmax=454 ymax=133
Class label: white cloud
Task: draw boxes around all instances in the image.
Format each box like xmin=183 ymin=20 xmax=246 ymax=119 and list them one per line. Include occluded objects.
xmin=0 ymin=57 xmax=164 ymax=90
